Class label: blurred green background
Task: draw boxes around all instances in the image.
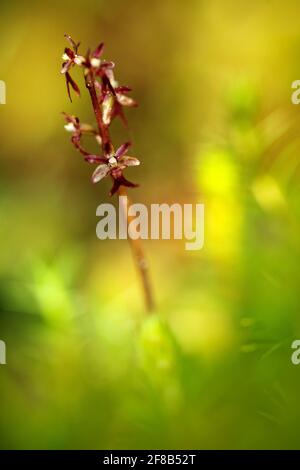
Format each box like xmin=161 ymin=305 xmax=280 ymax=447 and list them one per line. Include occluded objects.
xmin=1 ymin=0 xmax=300 ymax=449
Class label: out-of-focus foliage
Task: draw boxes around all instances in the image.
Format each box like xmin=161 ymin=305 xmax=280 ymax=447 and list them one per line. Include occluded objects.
xmin=1 ymin=0 xmax=300 ymax=449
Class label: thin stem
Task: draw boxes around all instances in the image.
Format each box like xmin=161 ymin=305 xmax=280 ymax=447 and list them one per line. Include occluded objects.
xmin=85 ymin=71 xmax=155 ymax=312
xmin=118 ymin=186 xmax=155 ymax=312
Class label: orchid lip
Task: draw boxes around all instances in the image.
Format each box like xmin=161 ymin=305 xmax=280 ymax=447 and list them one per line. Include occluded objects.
xmin=108 ymin=156 xmax=118 ymax=165
xmin=90 ymin=57 xmax=101 ymax=68
xmin=74 ymin=56 xmax=85 ymax=65
xmin=64 ymin=122 xmax=76 ymax=132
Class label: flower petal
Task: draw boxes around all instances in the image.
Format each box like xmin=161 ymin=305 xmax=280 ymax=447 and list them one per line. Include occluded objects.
xmin=85 ymin=155 xmax=107 ymax=164
xmin=90 ymin=58 xmax=101 ymax=68
xmin=110 ymin=101 xmax=128 ymax=127
xmin=61 ymin=60 xmax=72 ymax=74
xmin=100 ymin=61 xmax=115 ymax=69
xmin=118 ymin=156 xmax=140 ymax=167
xmin=80 ymin=123 xmax=95 ymax=133
xmin=64 ymin=47 xmax=75 ymax=59
xmin=105 ymin=68 xmax=118 ymax=88
xmin=110 ymin=175 xmax=138 ymax=195
xmin=62 ymin=112 xmax=79 ymax=126
xmin=92 ymin=42 xmax=104 ymax=58
xmin=92 ymin=164 xmax=110 ymax=183
xmin=115 ymin=86 xmax=132 ymax=93
xmin=115 ymin=142 xmax=131 ymax=159
xmin=95 ymin=135 xmax=102 ymax=146
xmin=64 ymin=34 xmax=80 ymax=53
xmin=109 ymin=178 xmax=122 ymax=196
xmin=64 ymin=122 xmax=76 ymax=132
xmin=120 ymin=175 xmax=139 ymax=188
xmin=102 ymin=94 xmax=114 ymax=126
xmin=116 ymin=93 xmax=137 ymax=107
xmin=74 ymin=55 xmax=85 ymax=65
xmin=66 ymin=72 xmax=80 ymax=102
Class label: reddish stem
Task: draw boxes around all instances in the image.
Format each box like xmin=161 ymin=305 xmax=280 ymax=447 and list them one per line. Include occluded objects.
xmin=85 ymin=70 xmax=155 ymax=312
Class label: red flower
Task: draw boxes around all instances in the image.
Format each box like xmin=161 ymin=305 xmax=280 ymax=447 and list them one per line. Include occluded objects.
xmin=61 ymin=36 xmax=140 ymax=196
xmin=103 ymin=69 xmax=137 ymax=125
xmin=63 ymin=112 xmax=101 ymax=155
xmin=87 ymin=142 xmax=140 ymax=196
xmin=60 ymin=35 xmax=86 ymax=101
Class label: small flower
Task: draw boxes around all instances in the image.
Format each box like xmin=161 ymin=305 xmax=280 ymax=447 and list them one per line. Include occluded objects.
xmin=61 ymin=36 xmax=141 ymax=196
xmin=115 ymin=85 xmax=137 ymax=107
xmin=61 ymin=48 xmax=85 ymax=73
xmin=61 ymin=35 xmax=85 ymax=73
xmin=86 ymin=142 xmax=140 ymax=195
xmin=88 ymin=43 xmax=104 ymax=68
xmin=63 ymin=112 xmax=80 ymax=132
xmin=105 ymin=69 xmax=137 ymax=108
xmin=62 ymin=112 xmax=101 ymax=155
xmin=64 ymin=121 xmax=77 ymax=133
xmin=101 ymin=69 xmax=137 ymax=125
xmin=85 ymin=43 xmax=115 ymax=78
xmin=61 ymin=35 xmax=87 ymax=101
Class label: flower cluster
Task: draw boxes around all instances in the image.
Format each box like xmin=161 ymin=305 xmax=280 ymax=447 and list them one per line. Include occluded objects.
xmin=61 ymin=34 xmax=139 ymax=196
